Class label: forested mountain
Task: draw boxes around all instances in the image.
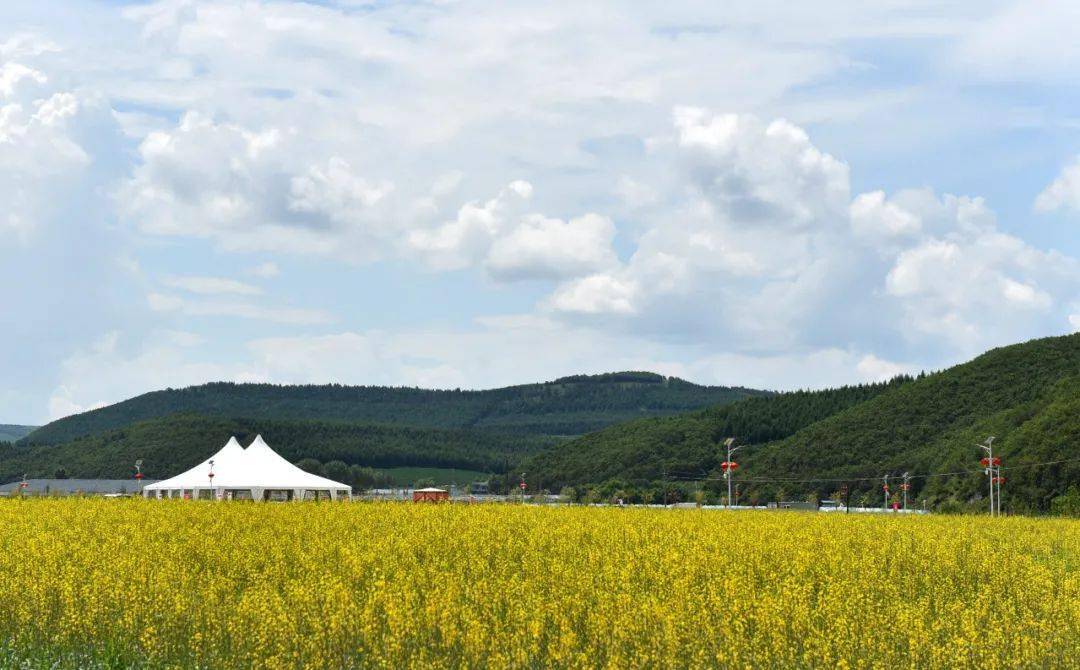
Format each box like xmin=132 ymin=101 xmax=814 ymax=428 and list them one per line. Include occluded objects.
xmin=0 ymin=425 xmax=36 ymax=442
xmin=24 ymin=372 xmax=766 ymax=445
xmin=0 ymin=414 xmax=555 ymax=485
xmin=526 ymin=334 xmax=1080 ymax=512
xmin=526 ymin=378 xmax=911 ymax=487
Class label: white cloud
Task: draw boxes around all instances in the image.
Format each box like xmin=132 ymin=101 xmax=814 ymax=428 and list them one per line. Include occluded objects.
xmin=856 ymin=354 xmax=911 ymax=382
xmin=0 ymin=62 xmax=96 ymax=245
xmin=288 ymin=157 xmax=394 ymax=222
xmin=486 ymin=213 xmax=618 ymax=281
xmin=0 ymin=34 xmax=60 ymax=60
xmin=548 ymin=111 xmax=856 ymax=340
xmin=884 ymin=232 xmax=1069 ymax=348
xmin=615 ymin=176 xmax=659 ymax=208
xmin=408 ymin=182 xmax=529 ymax=271
xmin=0 ymin=61 xmax=46 ymax=97
xmin=409 ymin=181 xmax=616 ymax=281
xmin=8 ymin=1 xmax=1080 ymax=423
xmin=147 ymin=292 xmax=334 ymax=325
xmin=163 ymin=275 xmax=262 ymax=296
xmin=47 ymin=331 xmax=229 ymax=420
xmin=850 ymin=190 xmax=921 ymax=238
xmin=115 ymin=112 xmax=397 ymax=260
xmin=546 ymin=110 xmax=1080 ymax=359
xmin=547 ymin=274 xmax=639 ymax=315
xmin=1034 ymin=156 xmax=1080 ymax=213
xmin=48 ymin=386 xmax=107 ymax=422
xmin=955 ymin=0 xmax=1080 ymax=83
xmin=674 ymin=108 xmax=850 ymax=230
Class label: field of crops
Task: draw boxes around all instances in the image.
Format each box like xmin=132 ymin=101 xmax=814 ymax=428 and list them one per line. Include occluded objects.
xmin=0 ymin=500 xmax=1076 ymax=669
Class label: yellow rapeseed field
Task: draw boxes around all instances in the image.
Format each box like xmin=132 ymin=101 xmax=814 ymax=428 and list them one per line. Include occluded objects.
xmin=0 ymin=499 xmax=1076 ymax=669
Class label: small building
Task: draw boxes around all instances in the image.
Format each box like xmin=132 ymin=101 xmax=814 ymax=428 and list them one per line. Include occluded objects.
xmin=768 ymin=500 xmax=818 ymax=511
xmin=412 ymin=487 xmax=449 ymax=503
xmin=469 ymin=481 xmax=490 ymax=495
xmin=0 ymin=479 xmax=159 ymax=497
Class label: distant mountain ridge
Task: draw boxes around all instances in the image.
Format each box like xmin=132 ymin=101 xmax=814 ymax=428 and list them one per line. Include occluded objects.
xmin=0 ymin=425 xmax=37 ymax=443
xmin=0 ymin=414 xmax=556 ymax=485
xmin=23 ymin=372 xmax=768 ymax=445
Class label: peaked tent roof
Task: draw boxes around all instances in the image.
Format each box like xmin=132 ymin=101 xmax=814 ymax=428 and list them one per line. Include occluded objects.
xmin=145 ymin=436 xmax=245 ymax=491
xmin=145 ymin=435 xmax=349 ymax=491
xmin=242 ymin=434 xmax=351 ymax=490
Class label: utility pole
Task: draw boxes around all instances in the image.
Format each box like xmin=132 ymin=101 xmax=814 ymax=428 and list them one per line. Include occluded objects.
xmin=994 ymin=470 xmax=1005 ymax=515
xmin=134 ymin=459 xmax=144 ymax=497
xmin=662 ymin=466 xmax=668 ymax=507
xmin=978 ymin=437 xmax=998 ymax=516
xmin=519 ymin=472 xmax=526 ymax=504
xmin=882 ymin=474 xmax=890 ymax=512
xmin=901 ymin=472 xmax=911 ymax=512
xmin=208 ymin=459 xmax=216 ymax=500
xmin=720 ymin=438 xmax=744 ymax=510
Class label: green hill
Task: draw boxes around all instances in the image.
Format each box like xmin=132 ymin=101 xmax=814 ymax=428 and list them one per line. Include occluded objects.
xmin=0 ymin=414 xmax=556 ymax=486
xmin=526 ymin=334 xmax=1080 ymax=512
xmin=0 ymin=425 xmax=36 ymax=443
xmin=23 ymin=372 xmax=766 ymax=445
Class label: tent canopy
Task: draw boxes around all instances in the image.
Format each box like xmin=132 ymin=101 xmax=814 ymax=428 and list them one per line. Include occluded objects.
xmin=145 ymin=435 xmax=351 ymax=500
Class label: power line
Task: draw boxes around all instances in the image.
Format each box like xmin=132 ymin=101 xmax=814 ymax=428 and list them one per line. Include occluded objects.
xmin=660 ymin=456 xmax=1080 ymax=486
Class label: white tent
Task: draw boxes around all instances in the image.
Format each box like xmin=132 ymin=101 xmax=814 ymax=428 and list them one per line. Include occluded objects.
xmin=144 ymin=435 xmax=352 ymax=501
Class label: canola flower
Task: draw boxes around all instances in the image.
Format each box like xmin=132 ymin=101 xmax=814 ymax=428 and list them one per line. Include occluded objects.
xmin=0 ymin=499 xmax=1076 ymax=669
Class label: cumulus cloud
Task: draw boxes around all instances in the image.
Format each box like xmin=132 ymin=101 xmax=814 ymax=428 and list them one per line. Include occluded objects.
xmin=486 ymin=213 xmax=618 ymax=281
xmin=10 ymin=2 xmax=1080 ymax=422
xmin=288 ymin=157 xmax=393 ymax=223
xmin=0 ymin=61 xmax=95 ymax=243
xmin=1034 ymin=156 xmax=1080 ymax=213
xmin=850 ymin=191 xmax=921 ymax=238
xmin=885 ymin=232 xmax=1069 ymax=348
xmin=548 ymin=274 xmax=639 ymax=315
xmin=546 ymin=110 xmax=1080 ymax=361
xmin=115 ymin=112 xmax=396 ymax=259
xmin=409 ymin=181 xmax=617 ymax=281
xmin=549 ymin=110 xmax=857 ymax=342
xmin=674 ymin=108 xmax=850 ymax=230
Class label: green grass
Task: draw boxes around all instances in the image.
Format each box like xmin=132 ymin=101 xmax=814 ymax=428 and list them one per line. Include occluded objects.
xmin=377 ymin=466 xmax=489 ymax=487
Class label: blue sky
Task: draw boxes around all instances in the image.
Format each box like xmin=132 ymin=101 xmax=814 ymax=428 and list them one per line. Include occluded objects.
xmin=2 ymin=0 xmax=1079 ymax=424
